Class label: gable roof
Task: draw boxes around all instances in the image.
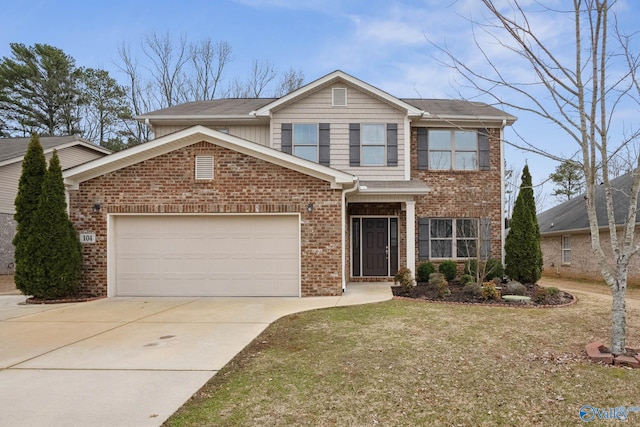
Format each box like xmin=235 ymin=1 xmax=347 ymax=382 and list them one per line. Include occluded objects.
xmin=538 ymin=171 xmax=640 ymax=234
xmin=0 ymin=136 xmax=111 ymax=166
xmin=135 ymin=70 xmax=515 ymax=125
xmin=63 ymin=125 xmax=356 ymax=190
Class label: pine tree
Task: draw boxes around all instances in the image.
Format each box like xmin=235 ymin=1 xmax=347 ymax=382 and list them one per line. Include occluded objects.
xmin=504 ymin=165 xmax=543 ymax=284
xmin=13 ymin=135 xmax=47 ymax=294
xmin=25 ymin=150 xmax=82 ymax=299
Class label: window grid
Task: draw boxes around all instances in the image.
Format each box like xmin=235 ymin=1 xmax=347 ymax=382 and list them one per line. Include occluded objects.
xmin=562 ymin=235 xmax=571 ymax=264
xmin=430 ymin=218 xmax=479 ymax=259
xmin=293 ymin=123 xmax=319 ymax=162
xmin=428 ymin=130 xmax=479 ymax=170
xmin=361 ymin=123 xmax=386 ymax=166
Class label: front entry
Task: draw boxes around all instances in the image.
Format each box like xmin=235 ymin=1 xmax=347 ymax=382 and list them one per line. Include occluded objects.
xmin=352 ymin=217 xmax=399 ymax=277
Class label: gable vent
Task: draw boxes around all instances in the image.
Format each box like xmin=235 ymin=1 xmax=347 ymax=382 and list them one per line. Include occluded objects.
xmin=195 ymin=155 xmax=214 ymax=180
xmin=332 ymin=87 xmax=347 ymax=107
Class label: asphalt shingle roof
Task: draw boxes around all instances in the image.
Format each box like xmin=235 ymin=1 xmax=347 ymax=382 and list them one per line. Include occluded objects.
xmin=537 ymin=172 xmax=640 ymax=234
xmin=0 ymin=136 xmax=90 ymax=163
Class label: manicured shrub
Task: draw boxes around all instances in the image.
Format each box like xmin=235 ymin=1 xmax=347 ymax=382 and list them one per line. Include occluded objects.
xmin=438 ymin=260 xmax=457 ymax=282
xmin=463 ymin=282 xmax=482 ymax=297
xmin=481 ymin=282 xmax=501 ymax=300
xmin=503 ymin=281 xmax=527 ymax=296
xmin=394 ymin=267 xmax=414 ymax=291
xmin=22 ymin=151 xmax=82 ymax=299
xmin=428 ymin=273 xmax=450 ymax=298
xmin=505 ymin=165 xmax=542 ymax=284
xmin=13 ymin=135 xmax=47 ymax=295
xmin=460 ymin=274 xmax=474 ymax=285
xmin=417 ymin=261 xmax=435 ymax=282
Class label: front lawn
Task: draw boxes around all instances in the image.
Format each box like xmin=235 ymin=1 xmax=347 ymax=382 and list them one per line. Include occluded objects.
xmin=166 ymin=282 xmax=640 ymax=426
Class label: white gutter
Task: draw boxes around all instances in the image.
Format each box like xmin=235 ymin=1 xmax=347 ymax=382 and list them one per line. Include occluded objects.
xmin=500 ymin=119 xmax=506 ymax=268
xmin=341 ymin=178 xmax=360 ymax=292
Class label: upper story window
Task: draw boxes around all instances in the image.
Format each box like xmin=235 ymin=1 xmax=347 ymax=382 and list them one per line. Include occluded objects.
xmin=429 ymin=130 xmax=477 ymax=170
xmin=361 ymin=124 xmax=386 ymax=166
xmin=349 ymin=123 xmax=398 ymax=167
xmin=417 ymin=128 xmax=490 ymax=171
xmin=281 ymin=123 xmax=330 ymax=166
xmin=293 ymin=124 xmax=318 ymax=162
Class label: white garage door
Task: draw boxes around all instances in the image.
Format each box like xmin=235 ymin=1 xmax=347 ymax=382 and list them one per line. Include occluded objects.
xmin=113 ymin=215 xmax=300 ymax=297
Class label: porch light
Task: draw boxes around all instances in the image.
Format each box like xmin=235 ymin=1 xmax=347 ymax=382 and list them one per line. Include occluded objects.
xmin=307 ymin=203 xmax=314 ymax=213
xmin=92 ymin=203 xmax=101 ymax=214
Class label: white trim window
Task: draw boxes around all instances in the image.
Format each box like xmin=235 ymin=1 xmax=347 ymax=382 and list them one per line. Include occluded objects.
xmin=428 ymin=130 xmax=478 ymax=170
xmin=293 ymin=123 xmax=319 ymax=162
xmin=429 ymin=218 xmax=478 ymax=259
xmin=562 ymin=235 xmax=571 ymax=264
xmin=361 ymin=123 xmax=386 ymax=166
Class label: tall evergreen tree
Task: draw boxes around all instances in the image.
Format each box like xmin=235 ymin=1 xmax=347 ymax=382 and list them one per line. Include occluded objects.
xmin=550 ymin=160 xmax=584 ymax=201
xmin=13 ymin=135 xmax=47 ymax=294
xmin=504 ymin=165 xmax=542 ymax=284
xmin=24 ymin=151 xmax=82 ymax=299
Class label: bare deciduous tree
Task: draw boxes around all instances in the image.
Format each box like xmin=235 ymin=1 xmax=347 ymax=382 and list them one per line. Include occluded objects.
xmin=438 ymin=0 xmax=640 ymax=354
xmin=274 ymin=67 xmax=305 ymax=97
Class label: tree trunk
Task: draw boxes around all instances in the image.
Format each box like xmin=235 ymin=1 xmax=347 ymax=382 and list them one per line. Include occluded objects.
xmin=611 ymin=280 xmax=627 ymax=355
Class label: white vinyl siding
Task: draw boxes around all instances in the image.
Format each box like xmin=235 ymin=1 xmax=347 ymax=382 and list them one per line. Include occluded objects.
xmin=0 ymin=146 xmax=106 ymax=214
xmin=112 ymin=215 xmax=300 ymax=297
xmin=272 ymin=83 xmax=406 ymax=180
xmin=153 ymin=125 xmax=270 ymax=146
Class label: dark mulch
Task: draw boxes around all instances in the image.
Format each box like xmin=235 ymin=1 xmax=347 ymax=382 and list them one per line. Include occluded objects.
xmin=392 ymin=280 xmax=575 ymax=307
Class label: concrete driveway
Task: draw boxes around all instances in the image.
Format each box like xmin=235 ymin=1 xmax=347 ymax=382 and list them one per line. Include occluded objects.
xmin=0 ymin=284 xmax=391 ymax=427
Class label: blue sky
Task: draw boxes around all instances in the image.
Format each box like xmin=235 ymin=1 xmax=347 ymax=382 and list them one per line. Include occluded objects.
xmin=1 ymin=0 xmax=639 ymax=211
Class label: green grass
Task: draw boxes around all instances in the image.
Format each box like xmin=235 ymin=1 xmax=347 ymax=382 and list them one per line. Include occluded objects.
xmin=165 ymin=283 xmax=640 ymax=426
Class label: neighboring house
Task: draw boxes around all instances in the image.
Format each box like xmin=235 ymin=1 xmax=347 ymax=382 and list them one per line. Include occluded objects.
xmin=538 ymin=171 xmax=640 ymax=285
xmin=0 ymin=136 xmax=111 ymax=274
xmin=63 ymin=70 xmax=516 ymax=298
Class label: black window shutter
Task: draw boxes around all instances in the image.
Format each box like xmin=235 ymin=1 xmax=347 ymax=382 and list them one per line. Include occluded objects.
xmin=319 ymin=123 xmax=330 ymax=166
xmin=478 ymin=128 xmax=490 ymax=170
xmin=281 ymin=123 xmax=292 ymax=154
xmin=349 ymin=123 xmax=360 ymax=166
xmin=386 ymin=123 xmax=398 ymax=166
xmin=418 ymin=217 xmax=430 ymax=260
xmin=417 ymin=128 xmax=428 ymax=169
xmin=480 ymin=217 xmax=491 ymax=259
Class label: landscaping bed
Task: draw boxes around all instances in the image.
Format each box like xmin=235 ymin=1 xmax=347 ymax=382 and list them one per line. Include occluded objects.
xmin=392 ymin=280 xmax=575 ymax=307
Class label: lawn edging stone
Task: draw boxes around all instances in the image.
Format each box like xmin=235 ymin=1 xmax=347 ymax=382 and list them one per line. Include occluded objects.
xmin=585 ymin=340 xmax=640 ymax=368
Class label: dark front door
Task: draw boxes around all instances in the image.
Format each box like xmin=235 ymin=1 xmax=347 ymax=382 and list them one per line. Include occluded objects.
xmin=362 ymin=218 xmax=389 ymax=276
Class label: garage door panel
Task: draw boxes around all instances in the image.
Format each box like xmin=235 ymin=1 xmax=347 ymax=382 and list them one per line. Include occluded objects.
xmin=114 ymin=215 xmax=300 ymax=297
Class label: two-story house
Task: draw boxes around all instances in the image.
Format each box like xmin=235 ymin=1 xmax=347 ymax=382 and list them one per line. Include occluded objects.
xmin=63 ymin=70 xmax=516 ymax=297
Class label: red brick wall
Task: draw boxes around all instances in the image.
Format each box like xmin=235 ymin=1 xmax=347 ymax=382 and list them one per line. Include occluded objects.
xmin=68 ymin=141 xmax=344 ymax=297
xmin=410 ymin=127 xmax=504 ymax=273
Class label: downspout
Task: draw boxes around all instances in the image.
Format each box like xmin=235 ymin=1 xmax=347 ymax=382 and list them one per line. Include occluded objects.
xmin=500 ymin=119 xmax=507 ymax=268
xmin=342 ymin=178 xmax=360 ymax=292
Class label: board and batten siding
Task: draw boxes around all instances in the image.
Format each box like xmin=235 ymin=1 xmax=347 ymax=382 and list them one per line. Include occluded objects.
xmin=154 ymin=124 xmax=270 ymax=146
xmin=272 ymin=83 xmax=407 ymax=181
xmin=0 ymin=146 xmax=105 ymax=214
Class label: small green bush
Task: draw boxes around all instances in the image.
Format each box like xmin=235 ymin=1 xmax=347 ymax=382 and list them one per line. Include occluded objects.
xmin=503 ymin=281 xmax=527 ymax=296
xmin=417 ymin=261 xmax=435 ymax=282
xmin=547 ymin=287 xmax=560 ymax=296
xmin=460 ymin=274 xmax=474 ymax=285
xmin=394 ymin=267 xmax=414 ymax=291
xmin=481 ymin=282 xmax=501 ymax=300
xmin=533 ymin=287 xmax=549 ymax=303
xmin=463 ymin=282 xmax=482 ymax=297
xmin=428 ymin=273 xmax=450 ymax=298
xmin=438 ymin=260 xmax=457 ymax=282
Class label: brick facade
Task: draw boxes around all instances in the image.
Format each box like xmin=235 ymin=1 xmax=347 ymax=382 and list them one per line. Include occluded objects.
xmin=68 ymin=141 xmax=344 ymax=297
xmin=410 ymin=127 xmax=504 ymax=273
xmin=541 ymin=230 xmax=640 ymax=285
xmin=0 ymin=213 xmax=16 ymax=275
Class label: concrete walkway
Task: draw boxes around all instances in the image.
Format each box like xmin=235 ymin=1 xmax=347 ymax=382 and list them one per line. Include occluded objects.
xmin=0 ymin=283 xmax=392 ymax=427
